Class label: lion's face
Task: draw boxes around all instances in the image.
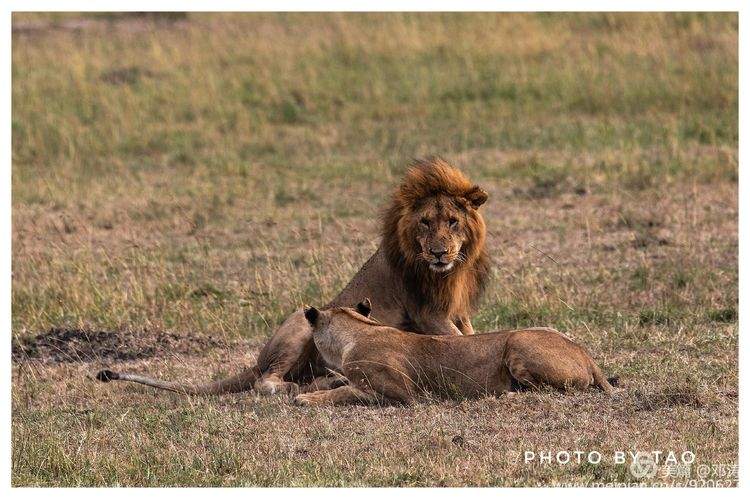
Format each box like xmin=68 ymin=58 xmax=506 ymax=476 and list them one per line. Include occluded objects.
xmin=383 ymin=157 xmax=489 ymax=282
xmin=410 ymin=193 xmax=483 ymax=273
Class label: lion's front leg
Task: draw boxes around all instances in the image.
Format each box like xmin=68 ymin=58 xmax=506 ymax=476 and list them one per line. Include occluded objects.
xmin=299 ymin=374 xmax=348 ymax=394
xmin=454 ymin=316 xmax=475 ymax=335
xmin=293 ymin=385 xmax=378 ymax=406
xmin=253 ymin=309 xmax=323 ymax=396
xmin=412 ymin=313 xmax=463 ymax=335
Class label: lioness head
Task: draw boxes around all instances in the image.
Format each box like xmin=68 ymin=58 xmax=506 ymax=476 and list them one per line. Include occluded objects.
xmin=383 ymin=157 xmax=488 ymax=273
xmin=304 ymin=298 xmax=373 ymax=331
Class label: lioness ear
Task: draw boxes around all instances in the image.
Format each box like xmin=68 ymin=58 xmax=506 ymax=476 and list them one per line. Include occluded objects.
xmin=304 ymin=306 xmax=320 ymax=325
xmin=465 ymin=185 xmax=488 ymax=209
xmin=356 ymin=298 xmax=372 ymax=317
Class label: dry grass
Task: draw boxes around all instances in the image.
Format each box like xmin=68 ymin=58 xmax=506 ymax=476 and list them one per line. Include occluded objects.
xmin=11 ymin=13 xmax=737 ymax=486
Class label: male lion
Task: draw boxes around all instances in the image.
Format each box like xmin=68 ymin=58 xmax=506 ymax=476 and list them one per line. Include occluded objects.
xmin=293 ymin=299 xmax=617 ymax=406
xmin=96 ymin=157 xmax=491 ymax=396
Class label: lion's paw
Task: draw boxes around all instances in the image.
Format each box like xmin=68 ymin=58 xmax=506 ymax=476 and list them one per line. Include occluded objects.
xmin=255 ymin=378 xmax=300 ymax=397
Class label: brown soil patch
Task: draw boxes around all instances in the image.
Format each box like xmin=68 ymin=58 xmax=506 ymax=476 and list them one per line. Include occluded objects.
xmin=12 ymin=328 xmax=224 ymax=364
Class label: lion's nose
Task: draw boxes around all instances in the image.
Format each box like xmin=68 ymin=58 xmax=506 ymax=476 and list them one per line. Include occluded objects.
xmin=430 ymin=249 xmax=447 ymax=259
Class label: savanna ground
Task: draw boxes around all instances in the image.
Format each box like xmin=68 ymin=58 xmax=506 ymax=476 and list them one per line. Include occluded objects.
xmin=11 ymin=13 xmax=738 ymax=486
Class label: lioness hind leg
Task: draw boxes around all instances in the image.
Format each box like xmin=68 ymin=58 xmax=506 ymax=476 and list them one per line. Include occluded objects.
xmin=293 ymin=385 xmax=378 ymax=406
xmin=505 ymin=355 xmax=541 ymax=391
xmin=505 ymin=346 xmax=591 ymax=393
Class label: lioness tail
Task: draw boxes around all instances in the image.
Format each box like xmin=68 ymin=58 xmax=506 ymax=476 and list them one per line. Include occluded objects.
xmin=94 ymin=366 xmax=261 ymax=396
xmin=591 ymin=364 xmax=617 ymax=396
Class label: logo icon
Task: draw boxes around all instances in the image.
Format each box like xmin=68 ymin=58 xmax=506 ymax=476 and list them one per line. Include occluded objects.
xmin=629 ymin=453 xmax=658 ymax=479
xmin=695 ymin=464 xmax=711 ymax=479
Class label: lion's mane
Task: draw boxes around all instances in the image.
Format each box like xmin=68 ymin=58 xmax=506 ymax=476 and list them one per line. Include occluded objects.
xmin=381 ymin=157 xmax=490 ymax=317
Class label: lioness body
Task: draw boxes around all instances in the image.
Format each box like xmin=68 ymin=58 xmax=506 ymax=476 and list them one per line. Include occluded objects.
xmin=96 ymin=158 xmax=491 ymax=396
xmin=295 ymin=305 xmax=615 ymax=405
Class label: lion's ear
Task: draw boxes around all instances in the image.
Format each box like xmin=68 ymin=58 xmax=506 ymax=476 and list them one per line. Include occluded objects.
xmin=304 ymin=306 xmax=320 ymax=326
xmin=466 ymin=185 xmax=488 ymax=209
xmin=356 ymin=298 xmax=372 ymax=317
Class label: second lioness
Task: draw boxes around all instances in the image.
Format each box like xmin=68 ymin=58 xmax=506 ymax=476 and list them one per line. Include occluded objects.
xmin=295 ymin=299 xmax=616 ymax=405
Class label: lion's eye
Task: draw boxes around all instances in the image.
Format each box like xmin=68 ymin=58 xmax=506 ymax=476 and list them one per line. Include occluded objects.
xmin=420 ymin=218 xmax=430 ymax=228
xmin=449 ymin=218 xmax=459 ymax=228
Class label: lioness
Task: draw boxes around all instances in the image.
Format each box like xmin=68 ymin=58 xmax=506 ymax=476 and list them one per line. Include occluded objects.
xmin=96 ymin=157 xmax=491 ymax=396
xmin=293 ymin=299 xmax=617 ymax=406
